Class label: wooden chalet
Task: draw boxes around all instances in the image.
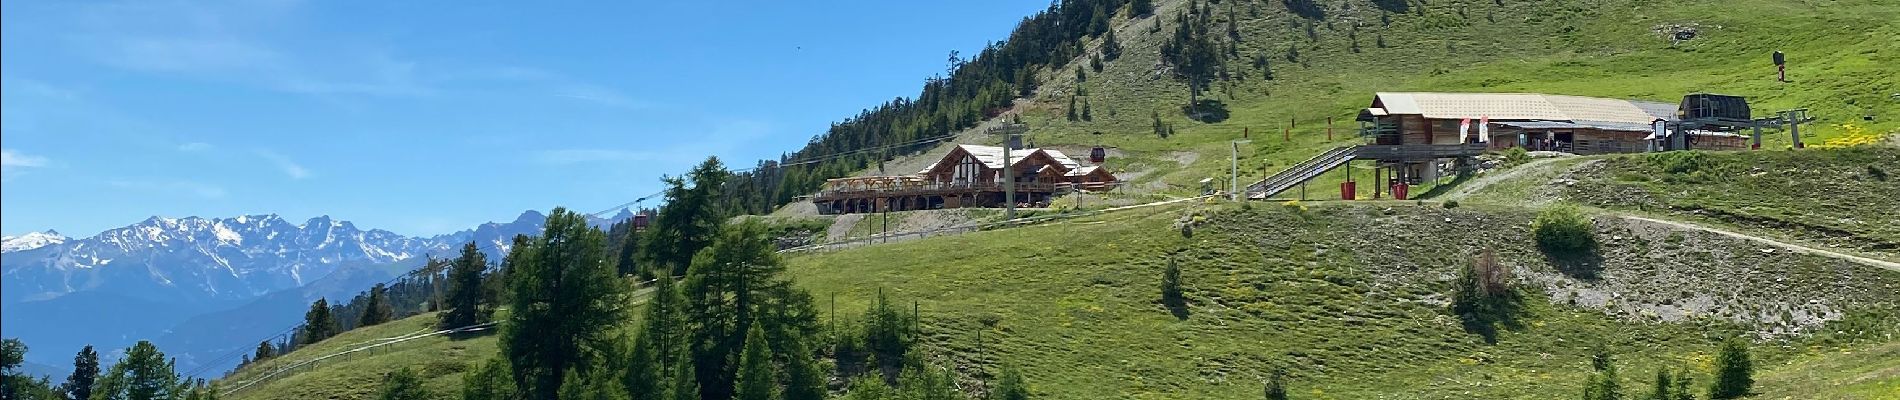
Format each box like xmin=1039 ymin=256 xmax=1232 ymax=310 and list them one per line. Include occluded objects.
xmin=812 ymin=144 xmax=1119 ymax=214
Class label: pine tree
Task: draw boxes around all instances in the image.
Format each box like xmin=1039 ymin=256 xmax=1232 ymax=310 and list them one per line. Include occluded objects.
xmin=680 ymin=220 xmax=820 ymax=400
xmin=1081 ymin=100 xmax=1093 ymax=121
xmin=65 ymin=344 xmax=99 ymax=400
xmin=734 ymin=323 xmax=779 ymax=400
xmin=253 ymin=340 xmax=274 ymax=362
xmin=1102 ymin=29 xmax=1123 ymax=60
xmin=666 ymin=352 xmax=700 ymax=400
xmin=1584 ymin=355 xmax=1623 ymax=400
xmin=1131 ymin=0 xmax=1155 ymax=16
xmin=1089 ymin=53 xmax=1104 ymax=72
xmin=560 ymin=369 xmax=630 ymax=400
xmin=1160 ymin=257 xmax=1185 ymax=309
xmin=992 ymin=365 xmax=1029 ymax=400
xmin=462 ymin=357 xmax=517 ymax=400
xmin=377 ymin=367 xmax=430 ymax=400
xmin=1709 ymin=338 xmax=1753 ymax=399
xmin=641 ymin=275 xmax=686 ymax=380
xmin=1067 ymin=95 xmax=1079 ymax=121
xmin=841 ymin=376 xmax=895 ymax=400
xmin=1648 ymin=368 xmax=1673 ymax=400
xmin=301 ymin=298 xmax=338 ymax=345
xmin=1671 ymin=369 xmax=1695 ymax=400
xmin=625 ymin=330 xmax=662 ymax=400
xmin=1074 ymin=65 xmax=1086 ymax=82
xmin=641 ymin=157 xmax=732 ymax=277
xmin=780 ymin=336 xmax=827 ymax=400
xmin=108 ymin=341 xmax=181 ymax=400
xmin=1263 ymin=367 xmax=1287 ymax=400
xmin=359 ymin=283 xmax=393 ymax=327
xmin=501 ymin=207 xmax=628 ymax=399
xmin=443 ymin=241 xmax=489 ymax=328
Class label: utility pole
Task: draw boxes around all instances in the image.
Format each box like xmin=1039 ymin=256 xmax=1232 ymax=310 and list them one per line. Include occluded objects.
xmin=988 ymin=123 xmax=1029 ymax=219
xmin=1231 ymin=139 xmax=1252 ymax=201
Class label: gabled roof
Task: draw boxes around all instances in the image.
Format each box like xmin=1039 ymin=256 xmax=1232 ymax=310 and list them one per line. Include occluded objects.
xmin=929 ymin=144 xmax=1082 ymax=172
xmin=1369 ymin=92 xmax=1677 ymax=126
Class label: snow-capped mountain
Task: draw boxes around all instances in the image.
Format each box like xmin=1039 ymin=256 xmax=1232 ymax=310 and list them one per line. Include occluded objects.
xmin=4 ymin=215 xmax=437 ymax=304
xmin=1 ymin=208 xmax=619 ymax=373
xmin=1 ymin=230 xmax=67 ymax=252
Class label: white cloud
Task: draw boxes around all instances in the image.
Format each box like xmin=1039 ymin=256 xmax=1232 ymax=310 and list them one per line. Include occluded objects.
xmin=107 ymin=179 xmax=227 ymax=199
xmin=255 ymin=149 xmax=311 ymax=179
xmin=1 ymin=149 xmax=49 ymax=169
xmin=177 ymin=142 xmax=214 ymax=152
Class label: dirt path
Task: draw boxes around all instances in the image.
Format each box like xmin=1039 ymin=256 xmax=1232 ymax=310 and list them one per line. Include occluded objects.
xmin=1438 ymin=157 xmax=1582 ymax=201
xmin=1620 ymin=215 xmax=1900 ymax=273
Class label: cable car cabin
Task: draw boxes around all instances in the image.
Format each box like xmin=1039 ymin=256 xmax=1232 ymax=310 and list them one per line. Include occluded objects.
xmin=631 ymin=213 xmax=651 ymax=231
xmin=1679 ymin=93 xmax=1752 ymax=126
xmin=1089 ymin=147 xmax=1107 ymax=163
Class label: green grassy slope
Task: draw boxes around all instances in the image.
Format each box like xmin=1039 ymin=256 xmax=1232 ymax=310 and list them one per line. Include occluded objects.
xmin=221 ymin=313 xmax=493 ymax=400
xmin=785 ymin=202 xmax=1900 ymax=399
xmin=1457 ymin=146 xmax=1900 ymax=260
xmin=982 ymin=0 xmax=1898 ymax=199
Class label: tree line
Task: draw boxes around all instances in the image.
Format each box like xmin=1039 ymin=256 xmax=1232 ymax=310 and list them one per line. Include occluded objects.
xmin=710 ymin=0 xmax=1138 ymax=216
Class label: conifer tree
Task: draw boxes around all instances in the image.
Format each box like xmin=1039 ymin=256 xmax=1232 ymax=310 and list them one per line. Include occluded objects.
xmin=1082 ymin=100 xmax=1093 ymax=121
xmin=359 ymin=283 xmax=394 ymax=327
xmin=1131 ymin=0 xmax=1154 ymax=16
xmin=462 ymin=357 xmax=517 ymax=400
xmin=1160 ymin=257 xmax=1185 ymax=309
xmin=443 ymin=241 xmax=489 ymax=328
xmin=1671 ymin=369 xmax=1695 ymax=400
xmin=1583 ymin=353 xmax=1623 ymax=400
xmin=625 ymin=331 xmax=662 ymax=400
xmin=501 ymin=207 xmax=627 ymax=399
xmin=781 ymin=336 xmax=827 ymax=400
xmin=1709 ymin=338 xmax=1753 ymax=399
xmin=992 ymin=365 xmax=1029 ymax=400
xmin=1074 ymin=65 xmax=1086 ymax=82
xmin=642 ymin=157 xmax=731 ymax=277
xmin=377 ymin=367 xmax=430 ymax=400
xmin=681 ymin=220 xmax=818 ymax=400
xmin=1067 ymin=96 xmax=1079 ymax=121
xmin=1263 ymin=367 xmax=1287 ymax=400
xmin=301 ymin=298 xmax=337 ymax=345
xmin=841 ymin=376 xmax=894 ymax=400
xmin=101 ymin=341 xmax=181 ymax=400
xmin=1648 ymin=368 xmax=1673 ymax=400
xmin=65 ymin=344 xmax=99 ymax=400
xmin=734 ymin=323 xmax=778 ymax=400
xmin=253 ymin=340 xmax=274 ymax=362
xmin=641 ymin=275 xmax=686 ymax=379
xmin=1102 ymin=29 xmax=1122 ymax=60
xmin=667 ymin=352 xmax=700 ymax=400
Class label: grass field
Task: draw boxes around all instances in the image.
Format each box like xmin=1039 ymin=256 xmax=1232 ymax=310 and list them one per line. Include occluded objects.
xmin=900 ymin=0 xmax=1900 ymax=203
xmin=784 ymin=202 xmax=1900 ymax=399
xmin=222 ymin=312 xmax=493 ymax=400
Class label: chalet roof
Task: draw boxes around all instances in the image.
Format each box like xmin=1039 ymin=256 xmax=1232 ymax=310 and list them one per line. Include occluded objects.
xmin=940 ymin=144 xmax=1082 ymax=171
xmin=1368 ymin=92 xmax=1676 ymax=128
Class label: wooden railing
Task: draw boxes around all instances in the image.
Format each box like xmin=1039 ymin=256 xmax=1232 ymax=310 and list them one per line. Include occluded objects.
xmin=813 ymin=181 xmax=1063 ymax=200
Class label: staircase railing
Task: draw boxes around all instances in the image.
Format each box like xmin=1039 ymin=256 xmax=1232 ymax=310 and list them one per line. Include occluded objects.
xmin=1245 ymin=146 xmax=1358 ymax=199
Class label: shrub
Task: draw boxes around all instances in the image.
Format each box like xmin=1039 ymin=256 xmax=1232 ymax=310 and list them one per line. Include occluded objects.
xmin=1502 ymin=147 xmax=1531 ymax=166
xmin=1443 ymin=200 xmax=1461 ymax=209
xmin=1533 ymin=205 xmax=1596 ymax=255
xmin=1646 ymin=151 xmax=1714 ymax=174
xmin=1709 ymin=337 xmax=1754 ymax=399
xmin=1161 ymin=257 xmax=1185 ymax=309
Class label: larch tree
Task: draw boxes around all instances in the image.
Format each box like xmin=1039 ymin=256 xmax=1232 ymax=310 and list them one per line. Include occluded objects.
xmin=65 ymin=344 xmax=99 ymax=400
xmin=733 ymin=323 xmax=778 ymax=400
xmin=641 ymin=157 xmax=731 ymax=277
xmin=376 ymin=367 xmax=430 ymax=400
xmin=443 ymin=241 xmax=489 ymax=328
xmin=500 ymin=207 xmax=627 ymax=399
xmin=992 ymin=365 xmax=1029 ymax=400
xmin=1709 ymin=338 xmax=1753 ymax=399
xmin=301 ymin=298 xmax=338 ymax=345
xmin=253 ymin=340 xmax=274 ymax=363
xmin=358 ymin=283 xmax=393 ymax=327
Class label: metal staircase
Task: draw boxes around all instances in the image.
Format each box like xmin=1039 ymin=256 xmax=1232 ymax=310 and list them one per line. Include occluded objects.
xmin=1245 ymin=146 xmax=1358 ymax=200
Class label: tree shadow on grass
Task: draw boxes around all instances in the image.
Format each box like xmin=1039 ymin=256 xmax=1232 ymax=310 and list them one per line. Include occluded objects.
xmin=1544 ymin=246 xmax=1606 ymax=281
xmin=1458 ymin=294 xmax=1526 ymax=345
xmin=1166 ymin=302 xmax=1192 ymax=321
xmin=1181 ymin=99 xmax=1230 ymax=123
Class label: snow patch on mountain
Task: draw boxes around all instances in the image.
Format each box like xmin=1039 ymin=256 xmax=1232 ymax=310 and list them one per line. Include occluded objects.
xmin=1 ymin=230 xmax=66 ymax=252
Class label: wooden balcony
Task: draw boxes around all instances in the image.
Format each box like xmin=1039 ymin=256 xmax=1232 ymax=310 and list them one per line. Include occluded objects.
xmin=813 ymin=181 xmax=1061 ymax=202
xmin=1352 ymin=143 xmax=1489 ymax=161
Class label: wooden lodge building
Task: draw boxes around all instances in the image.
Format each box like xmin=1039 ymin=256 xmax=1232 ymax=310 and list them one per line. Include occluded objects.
xmin=1250 ymin=92 xmax=1757 ymax=200
xmin=812 ymin=144 xmax=1118 ymax=214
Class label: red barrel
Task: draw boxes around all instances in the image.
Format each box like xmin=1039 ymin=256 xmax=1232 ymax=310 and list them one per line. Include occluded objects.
xmin=1391 ymin=183 xmax=1408 ymax=200
xmin=1340 ymin=181 xmax=1356 ymax=200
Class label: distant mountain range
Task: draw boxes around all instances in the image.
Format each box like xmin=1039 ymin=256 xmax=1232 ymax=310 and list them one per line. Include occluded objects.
xmin=0 ymin=208 xmax=630 ymax=377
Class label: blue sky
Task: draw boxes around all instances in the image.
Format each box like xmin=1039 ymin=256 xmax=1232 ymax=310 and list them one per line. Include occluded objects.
xmin=1 ymin=0 xmax=1049 ymax=237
